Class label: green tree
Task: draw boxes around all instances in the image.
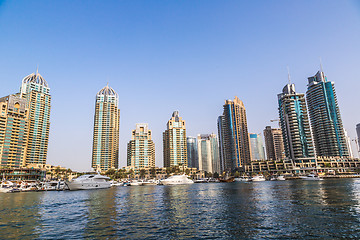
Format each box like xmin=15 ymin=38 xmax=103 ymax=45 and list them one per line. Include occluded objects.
xmin=150 ymin=168 xmax=156 ymax=178
xmin=185 ymin=168 xmax=190 ymax=175
xmin=139 ymin=169 xmax=146 ymax=179
xmin=234 ymin=171 xmax=240 ymax=178
xmin=213 ymin=172 xmax=219 ymax=178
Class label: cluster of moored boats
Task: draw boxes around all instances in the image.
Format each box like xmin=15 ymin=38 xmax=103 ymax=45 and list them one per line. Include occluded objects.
xmin=0 ymin=180 xmax=67 ymax=193
xmin=0 ymin=172 xmax=324 ymax=193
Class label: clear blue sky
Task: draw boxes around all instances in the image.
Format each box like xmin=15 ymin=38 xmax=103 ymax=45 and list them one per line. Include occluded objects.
xmin=1 ymin=0 xmax=360 ymax=171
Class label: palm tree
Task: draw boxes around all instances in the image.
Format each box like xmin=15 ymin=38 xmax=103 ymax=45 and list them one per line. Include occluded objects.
xmin=139 ymin=169 xmax=146 ymax=179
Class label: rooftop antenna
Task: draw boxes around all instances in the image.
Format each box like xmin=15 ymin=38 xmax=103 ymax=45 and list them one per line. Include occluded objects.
xmin=36 ymin=65 xmax=39 ymax=75
xmin=320 ymin=57 xmax=324 ymax=73
xmin=287 ymin=66 xmax=291 ymax=84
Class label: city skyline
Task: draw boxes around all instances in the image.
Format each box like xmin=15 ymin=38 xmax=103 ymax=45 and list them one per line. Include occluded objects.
xmin=1 ymin=1 xmax=360 ymax=171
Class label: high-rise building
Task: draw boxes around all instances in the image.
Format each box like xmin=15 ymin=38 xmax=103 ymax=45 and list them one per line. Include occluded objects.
xmin=20 ymin=71 xmax=51 ymax=165
xmin=278 ymin=83 xmax=315 ymax=160
xmin=0 ymin=94 xmax=29 ymax=168
xmin=343 ymin=129 xmax=354 ymax=158
xmin=263 ymin=126 xmax=285 ymax=160
xmin=217 ymin=96 xmax=251 ymax=172
xmin=357 ymin=123 xmax=360 ymax=153
xmin=197 ymin=133 xmax=220 ymax=174
xmin=127 ymin=123 xmax=155 ymax=169
xmin=249 ymin=133 xmax=265 ymax=160
xmin=92 ymin=84 xmax=120 ymax=171
xmin=306 ymin=70 xmax=349 ymax=157
xmin=187 ymin=136 xmax=198 ymax=168
xmin=217 ymin=116 xmax=225 ymax=173
xmin=163 ymin=111 xmax=187 ymax=167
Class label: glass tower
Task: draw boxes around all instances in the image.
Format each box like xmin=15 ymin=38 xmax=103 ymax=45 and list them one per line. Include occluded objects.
xmin=163 ymin=111 xmax=187 ymax=167
xmin=197 ymin=133 xmax=220 ymax=174
xmin=217 ymin=96 xmax=251 ymax=172
xmin=278 ymin=83 xmax=314 ymax=160
xmin=249 ymin=133 xmax=265 ymax=160
xmin=263 ymin=126 xmax=285 ymax=161
xmin=306 ymin=70 xmax=348 ymax=157
xmin=20 ymin=71 xmax=51 ymax=165
xmin=186 ymin=136 xmax=198 ymax=168
xmin=92 ymin=84 xmax=120 ymax=171
xmin=127 ymin=123 xmax=155 ymax=169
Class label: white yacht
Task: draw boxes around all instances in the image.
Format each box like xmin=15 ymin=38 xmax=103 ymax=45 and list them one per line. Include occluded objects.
xmin=160 ymin=174 xmax=194 ymax=185
xmin=142 ymin=179 xmax=158 ymax=185
xmin=0 ymin=181 xmax=17 ymax=193
xmin=234 ymin=176 xmax=250 ymax=182
xmin=300 ymin=174 xmax=323 ymax=181
xmin=129 ymin=180 xmax=143 ymax=186
xmin=277 ymin=176 xmax=286 ymax=181
xmin=65 ymin=174 xmax=111 ymax=190
xmin=251 ymin=175 xmax=266 ymax=182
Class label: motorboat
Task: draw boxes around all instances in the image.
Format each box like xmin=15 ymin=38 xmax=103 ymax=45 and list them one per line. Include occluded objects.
xmin=110 ymin=180 xmax=122 ymax=187
xmin=0 ymin=181 xmax=18 ymax=193
xmin=19 ymin=181 xmax=39 ymax=192
xmin=277 ymin=175 xmax=286 ymax=181
xmin=251 ymin=175 xmax=266 ymax=182
xmin=160 ymin=174 xmax=194 ymax=185
xmin=65 ymin=174 xmax=111 ymax=190
xmin=194 ymin=178 xmax=207 ymax=183
xmin=142 ymin=179 xmax=158 ymax=185
xmin=129 ymin=180 xmax=143 ymax=186
xmin=300 ymin=173 xmax=323 ymax=181
xmin=234 ymin=176 xmax=250 ymax=182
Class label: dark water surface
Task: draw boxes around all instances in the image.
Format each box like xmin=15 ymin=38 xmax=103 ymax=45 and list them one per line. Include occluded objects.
xmin=1 ymin=179 xmax=360 ymax=239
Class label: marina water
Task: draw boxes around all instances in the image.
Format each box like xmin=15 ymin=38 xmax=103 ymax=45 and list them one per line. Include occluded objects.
xmin=1 ymin=179 xmax=360 ymax=239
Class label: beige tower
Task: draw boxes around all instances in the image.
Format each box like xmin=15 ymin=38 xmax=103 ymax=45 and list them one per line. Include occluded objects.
xmin=263 ymin=126 xmax=285 ymax=160
xmin=127 ymin=123 xmax=155 ymax=169
xmin=0 ymin=94 xmax=29 ymax=168
xmin=163 ymin=111 xmax=187 ymax=167
xmin=92 ymin=84 xmax=120 ymax=171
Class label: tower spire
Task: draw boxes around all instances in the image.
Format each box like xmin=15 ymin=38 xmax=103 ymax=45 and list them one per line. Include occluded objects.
xmin=36 ymin=65 xmax=39 ymax=75
xmin=320 ymin=57 xmax=323 ymax=73
xmin=287 ymin=66 xmax=291 ymax=84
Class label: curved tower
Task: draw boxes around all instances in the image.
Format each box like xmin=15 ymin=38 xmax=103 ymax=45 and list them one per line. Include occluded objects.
xmin=20 ymin=70 xmax=51 ymax=165
xmin=92 ymin=84 xmax=120 ymax=171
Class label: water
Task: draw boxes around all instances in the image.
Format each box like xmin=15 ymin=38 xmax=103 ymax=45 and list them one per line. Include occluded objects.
xmin=1 ymin=179 xmax=360 ymax=239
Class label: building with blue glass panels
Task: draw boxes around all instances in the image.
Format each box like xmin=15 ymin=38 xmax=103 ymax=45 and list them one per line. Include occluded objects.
xmin=217 ymin=96 xmax=251 ymax=172
xmin=186 ymin=136 xmax=198 ymax=169
xmin=278 ymin=83 xmax=315 ymax=160
xmin=20 ymin=71 xmax=51 ymax=165
xmin=249 ymin=133 xmax=265 ymax=160
xmin=306 ymin=71 xmax=349 ymax=157
xmin=92 ymin=84 xmax=120 ymax=171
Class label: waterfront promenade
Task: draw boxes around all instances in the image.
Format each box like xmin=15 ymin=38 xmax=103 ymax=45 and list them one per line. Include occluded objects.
xmin=1 ymin=179 xmax=360 ymax=239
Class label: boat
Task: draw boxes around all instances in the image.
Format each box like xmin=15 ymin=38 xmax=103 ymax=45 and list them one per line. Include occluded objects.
xmin=19 ymin=181 xmax=39 ymax=192
xmin=110 ymin=180 xmax=122 ymax=187
xmin=65 ymin=174 xmax=111 ymax=190
xmin=0 ymin=181 xmax=18 ymax=193
xmin=194 ymin=178 xmax=207 ymax=183
xmin=142 ymin=179 xmax=158 ymax=185
xmin=277 ymin=175 xmax=286 ymax=181
xmin=234 ymin=176 xmax=250 ymax=182
xmin=129 ymin=180 xmax=143 ymax=186
xmin=300 ymin=173 xmax=323 ymax=181
xmin=251 ymin=175 xmax=266 ymax=182
xmin=160 ymin=174 xmax=194 ymax=185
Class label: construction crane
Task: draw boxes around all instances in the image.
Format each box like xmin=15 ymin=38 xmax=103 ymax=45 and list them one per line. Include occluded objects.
xmin=270 ymin=119 xmax=280 ymax=128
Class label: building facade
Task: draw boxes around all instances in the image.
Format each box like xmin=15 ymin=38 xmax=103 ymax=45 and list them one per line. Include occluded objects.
xmin=163 ymin=111 xmax=187 ymax=167
xmin=357 ymin=123 xmax=360 ymax=153
xmin=127 ymin=123 xmax=155 ymax=169
xmin=306 ymin=70 xmax=348 ymax=157
xmin=218 ymin=96 xmax=251 ymax=172
xmin=92 ymin=84 xmax=120 ymax=171
xmin=343 ymin=129 xmax=354 ymax=158
xmin=197 ymin=133 xmax=220 ymax=174
xmin=20 ymin=71 xmax=51 ymax=165
xmin=187 ymin=136 xmax=198 ymax=169
xmin=249 ymin=133 xmax=265 ymax=160
xmin=263 ymin=126 xmax=285 ymax=160
xmin=278 ymin=83 xmax=315 ymax=160
xmin=0 ymin=94 xmax=29 ymax=168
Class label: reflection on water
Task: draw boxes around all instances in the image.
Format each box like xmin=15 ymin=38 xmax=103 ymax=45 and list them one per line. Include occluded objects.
xmin=1 ymin=179 xmax=360 ymax=239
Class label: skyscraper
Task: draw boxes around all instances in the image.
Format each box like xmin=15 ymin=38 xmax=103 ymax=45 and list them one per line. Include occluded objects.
xmin=249 ymin=133 xmax=265 ymax=160
xmin=197 ymin=133 xmax=220 ymax=174
xmin=187 ymin=136 xmax=198 ymax=168
xmin=92 ymin=84 xmax=120 ymax=171
xmin=263 ymin=126 xmax=285 ymax=160
xmin=217 ymin=96 xmax=251 ymax=172
xmin=306 ymin=70 xmax=348 ymax=157
xmin=127 ymin=123 xmax=155 ymax=169
xmin=163 ymin=111 xmax=187 ymax=167
xmin=357 ymin=123 xmax=360 ymax=153
xmin=217 ymin=116 xmax=225 ymax=173
xmin=343 ymin=129 xmax=354 ymax=158
xmin=20 ymin=71 xmax=51 ymax=165
xmin=0 ymin=94 xmax=29 ymax=168
xmin=278 ymin=83 xmax=314 ymax=160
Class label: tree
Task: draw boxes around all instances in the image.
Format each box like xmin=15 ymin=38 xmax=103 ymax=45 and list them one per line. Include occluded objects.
xmin=234 ymin=171 xmax=240 ymax=178
xmin=139 ymin=169 xmax=146 ymax=179
xmin=150 ymin=168 xmax=156 ymax=178
xmin=185 ymin=168 xmax=190 ymax=175
xmin=128 ymin=169 xmax=134 ymax=179
xmin=213 ymin=172 xmax=219 ymax=178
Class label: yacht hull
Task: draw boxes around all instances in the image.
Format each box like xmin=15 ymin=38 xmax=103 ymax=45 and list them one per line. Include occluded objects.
xmin=66 ymin=181 xmax=110 ymax=190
